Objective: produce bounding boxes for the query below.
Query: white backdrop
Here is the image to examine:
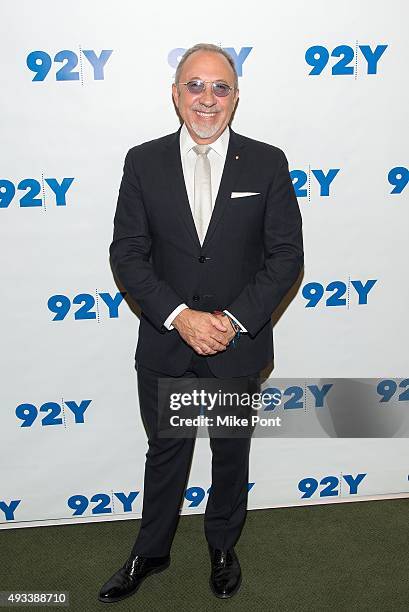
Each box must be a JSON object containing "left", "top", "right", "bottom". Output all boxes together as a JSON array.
[{"left": 1, "top": 0, "right": 408, "bottom": 529}]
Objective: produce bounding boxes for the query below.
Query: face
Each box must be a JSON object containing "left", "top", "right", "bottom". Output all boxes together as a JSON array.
[{"left": 172, "top": 50, "right": 239, "bottom": 144}]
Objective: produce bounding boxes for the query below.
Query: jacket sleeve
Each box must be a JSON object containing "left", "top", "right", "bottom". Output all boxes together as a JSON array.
[
  {"left": 109, "top": 149, "right": 185, "bottom": 333},
  {"left": 225, "top": 150, "right": 304, "bottom": 338}
]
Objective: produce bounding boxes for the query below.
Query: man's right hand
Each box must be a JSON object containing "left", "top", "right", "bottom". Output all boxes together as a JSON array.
[{"left": 172, "top": 308, "right": 230, "bottom": 355}]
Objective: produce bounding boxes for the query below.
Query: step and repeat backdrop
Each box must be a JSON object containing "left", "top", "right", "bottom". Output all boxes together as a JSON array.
[{"left": 1, "top": 0, "right": 408, "bottom": 528}]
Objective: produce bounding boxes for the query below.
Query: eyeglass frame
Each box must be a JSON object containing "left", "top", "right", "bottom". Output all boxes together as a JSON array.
[{"left": 177, "top": 79, "right": 236, "bottom": 97}]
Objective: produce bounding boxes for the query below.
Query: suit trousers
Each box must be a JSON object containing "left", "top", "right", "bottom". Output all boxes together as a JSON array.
[{"left": 131, "top": 351, "right": 260, "bottom": 557}]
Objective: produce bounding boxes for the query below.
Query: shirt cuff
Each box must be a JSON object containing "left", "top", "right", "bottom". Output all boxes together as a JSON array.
[
  {"left": 223, "top": 310, "right": 248, "bottom": 332},
  {"left": 164, "top": 303, "right": 189, "bottom": 330}
]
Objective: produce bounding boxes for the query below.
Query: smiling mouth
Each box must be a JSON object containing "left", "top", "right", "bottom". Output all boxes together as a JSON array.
[{"left": 195, "top": 110, "right": 217, "bottom": 118}]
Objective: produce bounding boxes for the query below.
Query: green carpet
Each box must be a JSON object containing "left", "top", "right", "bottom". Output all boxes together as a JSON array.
[{"left": 1, "top": 499, "right": 408, "bottom": 611}]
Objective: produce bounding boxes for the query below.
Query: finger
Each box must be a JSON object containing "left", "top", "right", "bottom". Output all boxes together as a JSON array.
[
  {"left": 199, "top": 342, "right": 218, "bottom": 355},
  {"left": 197, "top": 333, "right": 226, "bottom": 348},
  {"left": 211, "top": 340, "right": 228, "bottom": 351},
  {"left": 210, "top": 333, "right": 229, "bottom": 346},
  {"left": 193, "top": 341, "right": 209, "bottom": 355},
  {"left": 209, "top": 314, "right": 228, "bottom": 331},
  {"left": 205, "top": 340, "right": 226, "bottom": 352},
  {"left": 193, "top": 343, "right": 208, "bottom": 355}
]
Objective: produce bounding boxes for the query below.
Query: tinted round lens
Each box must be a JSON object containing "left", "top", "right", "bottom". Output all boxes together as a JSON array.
[
  {"left": 213, "top": 82, "right": 230, "bottom": 97},
  {"left": 186, "top": 80, "right": 204, "bottom": 94}
]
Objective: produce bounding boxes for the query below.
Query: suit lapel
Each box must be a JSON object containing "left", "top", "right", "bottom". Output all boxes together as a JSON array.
[
  {"left": 162, "top": 126, "right": 201, "bottom": 248},
  {"left": 202, "top": 128, "right": 245, "bottom": 249}
]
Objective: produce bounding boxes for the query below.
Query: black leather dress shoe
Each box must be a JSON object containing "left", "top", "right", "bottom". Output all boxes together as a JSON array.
[
  {"left": 208, "top": 545, "right": 242, "bottom": 599},
  {"left": 98, "top": 553, "right": 170, "bottom": 603}
]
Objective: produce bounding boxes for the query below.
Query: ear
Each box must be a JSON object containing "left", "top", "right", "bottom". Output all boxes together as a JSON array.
[{"left": 172, "top": 83, "right": 179, "bottom": 109}]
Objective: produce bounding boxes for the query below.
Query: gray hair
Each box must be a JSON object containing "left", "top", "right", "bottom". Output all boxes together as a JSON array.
[{"left": 174, "top": 43, "right": 238, "bottom": 90}]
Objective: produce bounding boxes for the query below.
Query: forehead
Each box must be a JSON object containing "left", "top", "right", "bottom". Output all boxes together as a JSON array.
[{"left": 179, "top": 50, "right": 234, "bottom": 82}]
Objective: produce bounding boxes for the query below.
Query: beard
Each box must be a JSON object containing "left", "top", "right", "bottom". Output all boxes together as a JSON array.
[
  {"left": 189, "top": 105, "right": 223, "bottom": 139},
  {"left": 189, "top": 119, "right": 222, "bottom": 139}
]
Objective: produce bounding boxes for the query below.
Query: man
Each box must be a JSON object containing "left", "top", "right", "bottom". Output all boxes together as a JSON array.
[{"left": 99, "top": 43, "right": 303, "bottom": 602}]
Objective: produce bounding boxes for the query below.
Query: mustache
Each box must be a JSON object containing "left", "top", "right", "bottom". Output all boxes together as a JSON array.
[{"left": 191, "top": 104, "right": 222, "bottom": 113}]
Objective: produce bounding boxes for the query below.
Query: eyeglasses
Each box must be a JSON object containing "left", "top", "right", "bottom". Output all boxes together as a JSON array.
[{"left": 178, "top": 79, "right": 234, "bottom": 97}]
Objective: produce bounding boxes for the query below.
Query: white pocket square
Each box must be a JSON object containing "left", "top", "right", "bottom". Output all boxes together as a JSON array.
[{"left": 231, "top": 191, "right": 261, "bottom": 198}]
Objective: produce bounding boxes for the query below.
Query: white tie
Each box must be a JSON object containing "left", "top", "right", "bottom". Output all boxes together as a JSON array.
[{"left": 193, "top": 144, "right": 212, "bottom": 245}]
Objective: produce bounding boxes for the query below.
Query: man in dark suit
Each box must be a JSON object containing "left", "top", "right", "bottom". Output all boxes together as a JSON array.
[{"left": 99, "top": 43, "right": 303, "bottom": 603}]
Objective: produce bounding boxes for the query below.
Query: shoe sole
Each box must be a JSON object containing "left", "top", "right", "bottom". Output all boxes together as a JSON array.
[
  {"left": 209, "top": 573, "right": 242, "bottom": 599},
  {"left": 98, "top": 560, "right": 170, "bottom": 604}
]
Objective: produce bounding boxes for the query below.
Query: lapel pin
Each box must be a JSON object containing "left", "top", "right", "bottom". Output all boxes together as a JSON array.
[{"left": 235, "top": 155, "right": 239, "bottom": 160}]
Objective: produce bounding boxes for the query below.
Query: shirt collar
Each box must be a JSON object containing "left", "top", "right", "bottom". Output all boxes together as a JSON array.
[{"left": 180, "top": 123, "right": 230, "bottom": 158}]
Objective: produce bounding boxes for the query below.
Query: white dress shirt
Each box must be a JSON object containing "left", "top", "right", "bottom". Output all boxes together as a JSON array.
[{"left": 163, "top": 123, "right": 247, "bottom": 333}]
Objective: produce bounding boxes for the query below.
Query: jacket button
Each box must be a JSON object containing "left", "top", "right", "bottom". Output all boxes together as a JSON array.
[
  {"left": 192, "top": 295, "right": 200, "bottom": 301},
  {"left": 198, "top": 256, "right": 206, "bottom": 263}
]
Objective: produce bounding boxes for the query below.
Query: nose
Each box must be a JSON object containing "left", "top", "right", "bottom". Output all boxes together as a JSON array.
[{"left": 198, "top": 82, "right": 217, "bottom": 106}]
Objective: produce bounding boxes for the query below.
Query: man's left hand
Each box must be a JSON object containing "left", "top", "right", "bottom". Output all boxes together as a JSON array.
[{"left": 213, "top": 313, "right": 236, "bottom": 345}]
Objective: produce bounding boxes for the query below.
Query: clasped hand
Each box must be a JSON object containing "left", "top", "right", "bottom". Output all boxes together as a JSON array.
[{"left": 172, "top": 309, "right": 236, "bottom": 355}]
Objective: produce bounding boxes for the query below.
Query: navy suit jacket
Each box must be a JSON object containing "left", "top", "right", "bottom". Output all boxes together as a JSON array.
[{"left": 110, "top": 126, "right": 304, "bottom": 377}]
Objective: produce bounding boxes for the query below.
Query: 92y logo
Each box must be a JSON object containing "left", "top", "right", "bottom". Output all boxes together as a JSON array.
[
  {"left": 48, "top": 291, "right": 126, "bottom": 321},
  {"left": 16, "top": 399, "right": 91, "bottom": 428},
  {"left": 302, "top": 279, "right": 377, "bottom": 308},
  {"left": 26, "top": 48, "right": 113, "bottom": 82},
  {"left": 291, "top": 168, "right": 340, "bottom": 199},
  {"left": 305, "top": 44, "right": 387, "bottom": 76},
  {"left": 0, "top": 500, "right": 21, "bottom": 522},
  {"left": 184, "top": 483, "right": 255, "bottom": 507},
  {"left": 168, "top": 47, "right": 252, "bottom": 76},
  {"left": 0, "top": 177, "right": 73, "bottom": 208},
  {"left": 68, "top": 492, "right": 139, "bottom": 516},
  {"left": 388, "top": 167, "right": 408, "bottom": 194},
  {"left": 298, "top": 473, "right": 366, "bottom": 498}
]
